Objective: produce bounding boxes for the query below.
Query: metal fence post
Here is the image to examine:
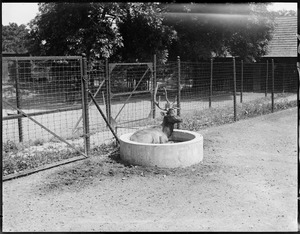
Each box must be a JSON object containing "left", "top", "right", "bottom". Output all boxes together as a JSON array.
[
  {"left": 271, "top": 59, "right": 275, "bottom": 113},
  {"left": 209, "top": 58, "right": 213, "bottom": 108},
  {"left": 265, "top": 60, "right": 269, "bottom": 97},
  {"left": 15, "top": 60, "right": 23, "bottom": 142},
  {"left": 81, "top": 55, "right": 90, "bottom": 155},
  {"left": 152, "top": 54, "right": 157, "bottom": 119},
  {"left": 240, "top": 60, "right": 243, "bottom": 103},
  {"left": 233, "top": 57, "right": 237, "bottom": 121},
  {"left": 177, "top": 56, "right": 181, "bottom": 129},
  {"left": 105, "top": 58, "right": 111, "bottom": 123}
]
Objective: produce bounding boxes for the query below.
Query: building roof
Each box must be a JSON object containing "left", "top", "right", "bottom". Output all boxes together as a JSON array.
[{"left": 264, "top": 16, "right": 297, "bottom": 58}]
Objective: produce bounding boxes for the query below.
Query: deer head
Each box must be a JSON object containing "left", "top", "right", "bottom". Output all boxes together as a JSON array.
[
  {"left": 130, "top": 83, "right": 182, "bottom": 143},
  {"left": 154, "top": 83, "right": 182, "bottom": 138}
]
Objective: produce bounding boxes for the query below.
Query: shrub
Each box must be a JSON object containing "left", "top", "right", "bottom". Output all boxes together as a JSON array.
[
  {"left": 33, "top": 138, "right": 45, "bottom": 146},
  {"left": 3, "top": 140, "right": 18, "bottom": 153}
]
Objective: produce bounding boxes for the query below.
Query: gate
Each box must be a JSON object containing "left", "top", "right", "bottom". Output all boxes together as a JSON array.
[
  {"left": 106, "top": 62, "right": 155, "bottom": 135},
  {"left": 2, "top": 56, "right": 90, "bottom": 178},
  {"left": 68, "top": 59, "right": 157, "bottom": 152},
  {"left": 3, "top": 55, "right": 159, "bottom": 179}
]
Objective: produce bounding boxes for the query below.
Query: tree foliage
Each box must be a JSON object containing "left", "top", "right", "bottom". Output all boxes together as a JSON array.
[
  {"left": 111, "top": 3, "right": 176, "bottom": 63},
  {"left": 27, "top": 2, "right": 175, "bottom": 63},
  {"left": 227, "top": 3, "right": 275, "bottom": 62},
  {"left": 163, "top": 3, "right": 275, "bottom": 62},
  {"left": 28, "top": 3, "right": 123, "bottom": 60},
  {"left": 23, "top": 3, "right": 276, "bottom": 63},
  {"left": 2, "top": 23, "right": 30, "bottom": 53}
]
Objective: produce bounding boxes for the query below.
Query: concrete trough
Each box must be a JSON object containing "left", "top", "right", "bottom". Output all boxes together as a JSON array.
[{"left": 119, "top": 129, "right": 203, "bottom": 168}]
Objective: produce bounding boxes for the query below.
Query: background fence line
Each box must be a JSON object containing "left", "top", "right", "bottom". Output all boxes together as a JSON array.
[{"left": 2, "top": 55, "right": 298, "bottom": 172}]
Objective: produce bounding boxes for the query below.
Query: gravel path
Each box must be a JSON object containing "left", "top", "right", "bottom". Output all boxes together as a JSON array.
[{"left": 3, "top": 107, "right": 297, "bottom": 232}]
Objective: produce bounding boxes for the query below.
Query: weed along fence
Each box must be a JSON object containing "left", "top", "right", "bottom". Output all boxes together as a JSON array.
[{"left": 2, "top": 55, "right": 298, "bottom": 178}]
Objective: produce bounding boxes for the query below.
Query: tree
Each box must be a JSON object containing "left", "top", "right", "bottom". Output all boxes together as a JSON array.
[
  {"left": 27, "top": 2, "right": 176, "bottom": 64},
  {"left": 163, "top": 3, "right": 234, "bottom": 61},
  {"left": 111, "top": 3, "right": 177, "bottom": 63},
  {"left": 2, "top": 23, "right": 30, "bottom": 53},
  {"left": 163, "top": 3, "right": 275, "bottom": 62},
  {"left": 27, "top": 3, "right": 123, "bottom": 61},
  {"left": 227, "top": 3, "right": 275, "bottom": 62}
]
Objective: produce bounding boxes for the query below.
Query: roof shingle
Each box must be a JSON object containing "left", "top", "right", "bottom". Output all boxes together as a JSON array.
[{"left": 264, "top": 16, "right": 297, "bottom": 58}]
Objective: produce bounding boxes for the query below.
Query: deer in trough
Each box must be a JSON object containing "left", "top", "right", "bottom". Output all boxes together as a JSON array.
[{"left": 130, "top": 84, "right": 182, "bottom": 144}]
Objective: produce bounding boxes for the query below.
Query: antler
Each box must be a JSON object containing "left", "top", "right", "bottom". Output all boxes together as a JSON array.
[
  {"left": 163, "top": 87, "right": 180, "bottom": 110},
  {"left": 154, "top": 83, "right": 166, "bottom": 111},
  {"left": 154, "top": 84, "right": 180, "bottom": 111},
  {"left": 171, "top": 96, "right": 179, "bottom": 109},
  {"left": 163, "top": 87, "right": 170, "bottom": 105}
]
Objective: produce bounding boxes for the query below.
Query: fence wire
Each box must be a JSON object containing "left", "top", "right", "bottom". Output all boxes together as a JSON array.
[
  {"left": 2, "top": 57, "right": 86, "bottom": 174},
  {"left": 2, "top": 56, "right": 298, "bottom": 176},
  {"left": 84, "top": 61, "right": 111, "bottom": 146},
  {"left": 108, "top": 63, "right": 154, "bottom": 138}
]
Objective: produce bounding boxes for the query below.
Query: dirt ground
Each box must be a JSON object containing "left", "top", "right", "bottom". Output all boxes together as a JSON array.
[{"left": 2, "top": 107, "right": 298, "bottom": 232}]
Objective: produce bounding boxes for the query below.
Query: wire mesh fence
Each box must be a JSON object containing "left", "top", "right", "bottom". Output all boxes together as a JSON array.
[
  {"left": 2, "top": 55, "right": 298, "bottom": 177},
  {"left": 77, "top": 60, "right": 108, "bottom": 148},
  {"left": 109, "top": 62, "right": 153, "bottom": 125},
  {"left": 2, "top": 56, "right": 87, "bottom": 177},
  {"left": 3, "top": 57, "right": 84, "bottom": 138}
]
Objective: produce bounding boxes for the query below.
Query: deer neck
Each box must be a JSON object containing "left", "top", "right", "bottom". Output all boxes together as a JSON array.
[{"left": 161, "top": 122, "right": 174, "bottom": 138}]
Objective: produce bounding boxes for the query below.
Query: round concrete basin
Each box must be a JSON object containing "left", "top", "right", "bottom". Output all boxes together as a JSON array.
[{"left": 119, "top": 129, "right": 203, "bottom": 168}]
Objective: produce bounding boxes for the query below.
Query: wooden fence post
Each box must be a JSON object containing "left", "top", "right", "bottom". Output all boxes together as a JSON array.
[
  {"left": 81, "top": 55, "right": 90, "bottom": 155},
  {"left": 15, "top": 60, "right": 23, "bottom": 142},
  {"left": 152, "top": 54, "right": 157, "bottom": 119},
  {"left": 271, "top": 59, "right": 275, "bottom": 113},
  {"left": 105, "top": 58, "right": 111, "bottom": 123},
  {"left": 265, "top": 60, "right": 269, "bottom": 97},
  {"left": 240, "top": 60, "right": 243, "bottom": 103},
  {"left": 177, "top": 56, "right": 181, "bottom": 129},
  {"left": 233, "top": 57, "right": 237, "bottom": 121},
  {"left": 209, "top": 58, "right": 213, "bottom": 108}
]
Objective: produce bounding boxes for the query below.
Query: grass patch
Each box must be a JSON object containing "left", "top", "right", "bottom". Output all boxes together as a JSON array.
[
  {"left": 180, "top": 96, "right": 297, "bottom": 131},
  {"left": 237, "top": 97, "right": 297, "bottom": 120},
  {"left": 2, "top": 137, "right": 116, "bottom": 177},
  {"left": 2, "top": 95, "right": 297, "bottom": 177},
  {"left": 181, "top": 107, "right": 235, "bottom": 131},
  {"left": 3, "top": 148, "right": 81, "bottom": 176},
  {"left": 2, "top": 139, "right": 83, "bottom": 177},
  {"left": 91, "top": 141, "right": 119, "bottom": 155}
]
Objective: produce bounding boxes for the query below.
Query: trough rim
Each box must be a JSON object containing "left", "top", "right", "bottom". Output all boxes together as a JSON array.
[{"left": 119, "top": 129, "right": 202, "bottom": 146}]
